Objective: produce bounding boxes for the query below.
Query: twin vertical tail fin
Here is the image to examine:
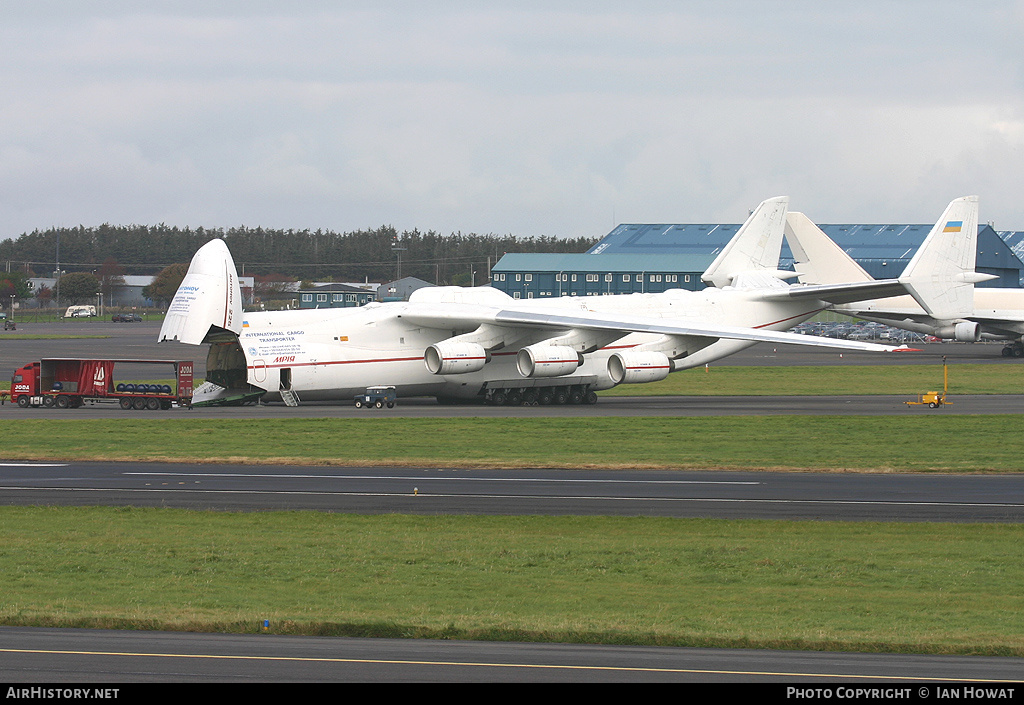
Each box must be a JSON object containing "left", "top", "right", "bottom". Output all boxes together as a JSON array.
[
  {"left": 158, "top": 238, "right": 243, "bottom": 345},
  {"left": 785, "top": 211, "right": 874, "bottom": 285},
  {"left": 701, "top": 196, "right": 789, "bottom": 288}
]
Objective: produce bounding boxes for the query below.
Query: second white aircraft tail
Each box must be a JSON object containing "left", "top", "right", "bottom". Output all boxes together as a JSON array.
[
  {"left": 787, "top": 195, "right": 993, "bottom": 318},
  {"left": 785, "top": 211, "right": 873, "bottom": 286},
  {"left": 900, "top": 195, "right": 990, "bottom": 319}
]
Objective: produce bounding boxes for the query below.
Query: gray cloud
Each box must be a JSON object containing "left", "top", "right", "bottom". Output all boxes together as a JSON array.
[{"left": 2, "top": 1, "right": 1023, "bottom": 243}]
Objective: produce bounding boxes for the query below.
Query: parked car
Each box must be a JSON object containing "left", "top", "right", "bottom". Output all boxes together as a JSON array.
[{"left": 112, "top": 313, "right": 142, "bottom": 322}]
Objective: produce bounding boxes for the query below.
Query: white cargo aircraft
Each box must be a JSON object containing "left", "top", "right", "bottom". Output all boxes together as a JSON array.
[
  {"left": 785, "top": 195, "right": 1023, "bottom": 356},
  {"left": 158, "top": 196, "right": 924, "bottom": 406}
]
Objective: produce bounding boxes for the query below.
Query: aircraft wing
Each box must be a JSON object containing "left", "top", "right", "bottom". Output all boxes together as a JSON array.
[
  {"left": 756, "top": 279, "right": 913, "bottom": 306},
  {"left": 400, "top": 302, "right": 911, "bottom": 353}
]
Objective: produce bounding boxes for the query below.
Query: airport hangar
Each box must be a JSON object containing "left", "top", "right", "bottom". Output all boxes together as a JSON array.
[{"left": 490, "top": 221, "right": 1024, "bottom": 300}]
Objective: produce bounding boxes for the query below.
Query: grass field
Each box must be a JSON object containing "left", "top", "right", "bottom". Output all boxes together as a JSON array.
[
  {"left": 0, "top": 415, "right": 1022, "bottom": 472},
  {"left": 1, "top": 507, "right": 1022, "bottom": 655},
  {"left": 599, "top": 363, "right": 1023, "bottom": 396}
]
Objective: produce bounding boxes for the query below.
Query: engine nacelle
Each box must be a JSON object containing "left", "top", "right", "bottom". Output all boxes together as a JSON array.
[
  {"left": 516, "top": 345, "right": 582, "bottom": 378},
  {"left": 934, "top": 321, "right": 981, "bottom": 342},
  {"left": 424, "top": 342, "right": 489, "bottom": 375},
  {"left": 608, "top": 350, "right": 672, "bottom": 384}
]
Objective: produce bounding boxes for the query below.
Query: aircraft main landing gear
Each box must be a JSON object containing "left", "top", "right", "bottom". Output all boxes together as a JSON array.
[
  {"left": 1001, "top": 341, "right": 1024, "bottom": 358},
  {"left": 485, "top": 384, "right": 597, "bottom": 407}
]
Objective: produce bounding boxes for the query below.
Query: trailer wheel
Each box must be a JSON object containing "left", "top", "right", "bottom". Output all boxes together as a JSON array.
[
  {"left": 17, "top": 396, "right": 29, "bottom": 408},
  {"left": 929, "top": 402, "right": 938, "bottom": 408},
  {"left": 132, "top": 397, "right": 146, "bottom": 410},
  {"left": 146, "top": 398, "right": 161, "bottom": 411},
  {"left": 119, "top": 398, "right": 133, "bottom": 410},
  {"left": 387, "top": 402, "right": 395, "bottom": 408}
]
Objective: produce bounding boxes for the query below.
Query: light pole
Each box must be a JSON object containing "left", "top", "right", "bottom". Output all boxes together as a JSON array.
[{"left": 391, "top": 236, "right": 406, "bottom": 281}]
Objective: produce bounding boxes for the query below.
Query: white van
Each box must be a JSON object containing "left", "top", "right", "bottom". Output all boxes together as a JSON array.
[{"left": 64, "top": 305, "right": 97, "bottom": 318}]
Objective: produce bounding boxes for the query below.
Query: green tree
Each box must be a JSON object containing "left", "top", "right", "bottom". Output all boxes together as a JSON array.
[
  {"left": 0, "top": 271, "right": 32, "bottom": 301},
  {"left": 143, "top": 263, "right": 189, "bottom": 306},
  {"left": 56, "top": 272, "right": 101, "bottom": 305}
]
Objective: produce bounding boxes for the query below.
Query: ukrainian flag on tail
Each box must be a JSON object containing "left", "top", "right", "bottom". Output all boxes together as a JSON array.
[{"left": 943, "top": 220, "right": 963, "bottom": 233}]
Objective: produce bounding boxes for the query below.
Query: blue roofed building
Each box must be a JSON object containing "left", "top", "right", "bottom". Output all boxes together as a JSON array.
[{"left": 490, "top": 220, "right": 1024, "bottom": 298}]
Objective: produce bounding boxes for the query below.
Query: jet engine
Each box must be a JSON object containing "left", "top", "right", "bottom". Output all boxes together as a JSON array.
[
  {"left": 424, "top": 342, "right": 489, "bottom": 375},
  {"left": 608, "top": 350, "right": 672, "bottom": 384},
  {"left": 516, "top": 345, "right": 582, "bottom": 378},
  {"left": 934, "top": 321, "right": 981, "bottom": 342}
]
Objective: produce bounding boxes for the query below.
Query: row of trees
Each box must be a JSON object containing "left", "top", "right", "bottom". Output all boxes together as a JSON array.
[{"left": 0, "top": 224, "right": 597, "bottom": 285}]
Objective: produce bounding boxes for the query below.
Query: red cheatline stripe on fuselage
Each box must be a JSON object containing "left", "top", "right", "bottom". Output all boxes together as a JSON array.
[
  {"left": 249, "top": 356, "right": 423, "bottom": 371},
  {"left": 245, "top": 308, "right": 825, "bottom": 371}
]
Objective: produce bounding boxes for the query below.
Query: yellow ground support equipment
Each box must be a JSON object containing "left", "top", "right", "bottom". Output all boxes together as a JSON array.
[{"left": 905, "top": 356, "right": 951, "bottom": 409}]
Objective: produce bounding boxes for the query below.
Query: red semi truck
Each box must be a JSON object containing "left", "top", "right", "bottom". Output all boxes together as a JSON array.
[{"left": 10, "top": 358, "right": 194, "bottom": 410}]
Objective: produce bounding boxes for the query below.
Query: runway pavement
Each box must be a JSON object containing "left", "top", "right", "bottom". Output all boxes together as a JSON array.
[
  {"left": 2, "top": 461, "right": 1023, "bottom": 522},
  {"left": 3, "top": 626, "right": 1023, "bottom": 683}
]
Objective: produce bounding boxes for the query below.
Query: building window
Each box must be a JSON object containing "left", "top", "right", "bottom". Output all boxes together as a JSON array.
[
  {"left": 622, "top": 275, "right": 630, "bottom": 282},
  {"left": 516, "top": 274, "right": 521, "bottom": 281},
  {"left": 317, "top": 294, "right": 328, "bottom": 302},
  {"left": 301, "top": 294, "right": 312, "bottom": 302},
  {"left": 605, "top": 273, "right": 612, "bottom": 282},
  {"left": 684, "top": 275, "right": 690, "bottom": 283},
  {"left": 525, "top": 273, "right": 533, "bottom": 281}
]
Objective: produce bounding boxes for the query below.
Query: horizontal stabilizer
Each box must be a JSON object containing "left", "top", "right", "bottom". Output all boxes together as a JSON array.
[{"left": 759, "top": 278, "right": 911, "bottom": 306}]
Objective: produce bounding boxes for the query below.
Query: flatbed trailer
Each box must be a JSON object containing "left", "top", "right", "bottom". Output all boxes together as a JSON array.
[{"left": 11, "top": 358, "right": 194, "bottom": 410}]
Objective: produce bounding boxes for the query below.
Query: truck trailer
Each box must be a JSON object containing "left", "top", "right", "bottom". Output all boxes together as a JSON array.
[{"left": 11, "top": 358, "right": 194, "bottom": 410}]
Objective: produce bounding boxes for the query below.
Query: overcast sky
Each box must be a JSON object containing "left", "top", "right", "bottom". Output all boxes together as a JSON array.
[{"left": 2, "top": 1, "right": 1023, "bottom": 243}]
